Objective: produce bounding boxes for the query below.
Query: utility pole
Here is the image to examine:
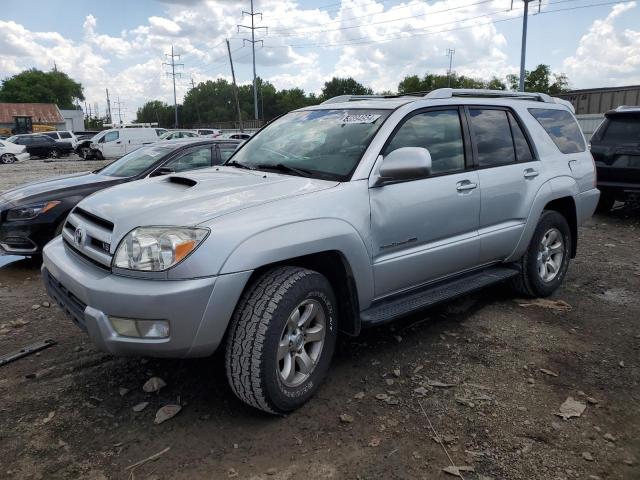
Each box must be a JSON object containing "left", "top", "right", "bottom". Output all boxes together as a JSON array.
[
  {"left": 238, "top": 0, "right": 267, "bottom": 120},
  {"left": 163, "top": 45, "right": 184, "bottom": 128},
  {"left": 105, "top": 88, "right": 112, "bottom": 124},
  {"left": 190, "top": 77, "right": 202, "bottom": 125},
  {"left": 517, "top": 0, "right": 541, "bottom": 92},
  {"left": 227, "top": 39, "right": 244, "bottom": 132},
  {"left": 113, "top": 97, "right": 125, "bottom": 124},
  {"left": 446, "top": 48, "right": 455, "bottom": 88}
]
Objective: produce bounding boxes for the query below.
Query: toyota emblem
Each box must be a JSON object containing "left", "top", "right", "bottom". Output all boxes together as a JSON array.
[{"left": 74, "top": 227, "right": 84, "bottom": 246}]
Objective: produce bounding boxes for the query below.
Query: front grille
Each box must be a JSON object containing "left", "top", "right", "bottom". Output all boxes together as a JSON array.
[
  {"left": 63, "top": 238, "right": 111, "bottom": 271},
  {"left": 43, "top": 269, "right": 88, "bottom": 331},
  {"left": 64, "top": 208, "right": 114, "bottom": 267}
]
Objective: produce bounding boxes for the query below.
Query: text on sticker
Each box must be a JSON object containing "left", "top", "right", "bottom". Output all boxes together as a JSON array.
[{"left": 341, "top": 113, "right": 382, "bottom": 124}]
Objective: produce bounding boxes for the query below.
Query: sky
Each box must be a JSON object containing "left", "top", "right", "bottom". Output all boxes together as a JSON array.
[{"left": 1, "top": 0, "right": 639, "bottom": 122}]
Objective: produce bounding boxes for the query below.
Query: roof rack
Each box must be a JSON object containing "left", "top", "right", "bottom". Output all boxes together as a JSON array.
[
  {"left": 424, "top": 88, "right": 554, "bottom": 103},
  {"left": 320, "top": 94, "right": 411, "bottom": 105}
]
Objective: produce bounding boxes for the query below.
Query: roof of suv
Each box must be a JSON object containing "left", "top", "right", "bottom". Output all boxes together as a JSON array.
[
  {"left": 605, "top": 105, "right": 640, "bottom": 117},
  {"left": 302, "top": 88, "right": 574, "bottom": 112}
]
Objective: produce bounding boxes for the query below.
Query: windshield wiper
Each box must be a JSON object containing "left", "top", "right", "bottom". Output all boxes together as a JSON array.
[
  {"left": 226, "top": 160, "right": 254, "bottom": 170},
  {"left": 256, "top": 163, "right": 313, "bottom": 177}
]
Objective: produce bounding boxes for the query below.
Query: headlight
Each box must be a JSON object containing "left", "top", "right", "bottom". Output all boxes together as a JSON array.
[
  {"left": 113, "top": 227, "right": 209, "bottom": 271},
  {"left": 6, "top": 201, "right": 60, "bottom": 221}
]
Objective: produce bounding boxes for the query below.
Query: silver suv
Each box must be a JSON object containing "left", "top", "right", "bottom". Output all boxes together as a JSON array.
[{"left": 42, "top": 89, "right": 600, "bottom": 414}]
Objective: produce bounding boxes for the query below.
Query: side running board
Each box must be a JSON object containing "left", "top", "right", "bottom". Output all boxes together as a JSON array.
[{"left": 360, "top": 266, "right": 519, "bottom": 327}]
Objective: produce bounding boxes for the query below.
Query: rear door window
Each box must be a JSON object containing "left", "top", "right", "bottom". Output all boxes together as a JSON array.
[
  {"left": 529, "top": 108, "right": 586, "bottom": 154},
  {"left": 468, "top": 109, "right": 516, "bottom": 167},
  {"left": 44, "top": 132, "right": 58, "bottom": 140},
  {"left": 60, "top": 131, "right": 72, "bottom": 139}
]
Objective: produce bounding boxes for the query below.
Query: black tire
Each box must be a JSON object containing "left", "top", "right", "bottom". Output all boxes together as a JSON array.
[
  {"left": 0, "top": 153, "right": 15, "bottom": 164},
  {"left": 595, "top": 192, "right": 615, "bottom": 213},
  {"left": 225, "top": 266, "right": 338, "bottom": 414},
  {"left": 512, "top": 210, "right": 572, "bottom": 298}
]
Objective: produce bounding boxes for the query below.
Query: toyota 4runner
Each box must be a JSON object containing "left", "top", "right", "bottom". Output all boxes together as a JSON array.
[{"left": 42, "top": 89, "right": 599, "bottom": 414}]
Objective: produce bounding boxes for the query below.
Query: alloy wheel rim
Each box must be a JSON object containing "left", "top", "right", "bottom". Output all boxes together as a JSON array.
[
  {"left": 537, "top": 227, "right": 565, "bottom": 282},
  {"left": 277, "top": 299, "right": 326, "bottom": 388}
]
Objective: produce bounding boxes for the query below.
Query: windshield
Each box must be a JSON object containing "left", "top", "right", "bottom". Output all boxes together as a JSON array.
[
  {"left": 227, "top": 109, "right": 390, "bottom": 180},
  {"left": 6, "top": 136, "right": 18, "bottom": 143},
  {"left": 99, "top": 145, "right": 174, "bottom": 177},
  {"left": 600, "top": 117, "right": 640, "bottom": 144}
]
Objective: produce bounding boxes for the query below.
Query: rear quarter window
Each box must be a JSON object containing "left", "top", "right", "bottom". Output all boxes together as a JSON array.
[{"left": 529, "top": 108, "right": 586, "bottom": 154}]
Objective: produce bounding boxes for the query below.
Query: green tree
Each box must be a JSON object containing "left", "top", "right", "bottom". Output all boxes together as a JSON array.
[
  {"left": 135, "top": 100, "right": 176, "bottom": 127},
  {"left": 0, "top": 68, "right": 84, "bottom": 108},
  {"left": 507, "top": 64, "right": 570, "bottom": 94},
  {"left": 398, "top": 72, "right": 506, "bottom": 94},
  {"left": 320, "top": 77, "right": 373, "bottom": 101}
]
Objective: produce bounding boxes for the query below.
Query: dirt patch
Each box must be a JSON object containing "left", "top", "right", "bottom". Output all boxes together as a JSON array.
[
  {"left": 1, "top": 202, "right": 639, "bottom": 479},
  {"left": 0, "top": 157, "right": 109, "bottom": 192}
]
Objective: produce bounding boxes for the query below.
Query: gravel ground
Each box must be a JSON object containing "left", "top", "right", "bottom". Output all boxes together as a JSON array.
[
  {"left": 0, "top": 156, "right": 110, "bottom": 192},
  {"left": 0, "top": 162, "right": 639, "bottom": 480}
]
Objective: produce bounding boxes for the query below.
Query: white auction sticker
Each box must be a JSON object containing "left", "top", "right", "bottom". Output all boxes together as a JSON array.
[{"left": 340, "top": 112, "right": 381, "bottom": 124}]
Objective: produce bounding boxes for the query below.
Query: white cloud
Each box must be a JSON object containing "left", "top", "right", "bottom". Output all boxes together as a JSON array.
[{"left": 563, "top": 2, "right": 640, "bottom": 88}]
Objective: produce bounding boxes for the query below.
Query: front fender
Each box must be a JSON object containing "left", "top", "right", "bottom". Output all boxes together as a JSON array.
[
  {"left": 220, "top": 218, "right": 375, "bottom": 309},
  {"left": 505, "top": 177, "right": 578, "bottom": 262}
]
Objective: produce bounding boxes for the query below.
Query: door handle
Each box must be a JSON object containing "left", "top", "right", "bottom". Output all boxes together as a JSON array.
[
  {"left": 116, "top": 141, "right": 121, "bottom": 144},
  {"left": 523, "top": 168, "right": 539, "bottom": 179},
  {"left": 456, "top": 180, "right": 478, "bottom": 192}
]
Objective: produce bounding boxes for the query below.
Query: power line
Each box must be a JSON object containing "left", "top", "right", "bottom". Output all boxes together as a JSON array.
[
  {"left": 266, "top": 0, "right": 496, "bottom": 37},
  {"left": 163, "top": 45, "right": 184, "bottom": 128},
  {"left": 238, "top": 0, "right": 267, "bottom": 120},
  {"left": 261, "top": 0, "right": 610, "bottom": 50},
  {"left": 446, "top": 48, "right": 456, "bottom": 87},
  {"left": 113, "top": 96, "right": 126, "bottom": 124}
]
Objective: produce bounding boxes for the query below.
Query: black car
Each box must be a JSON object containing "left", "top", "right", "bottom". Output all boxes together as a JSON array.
[
  {"left": 590, "top": 106, "right": 640, "bottom": 212},
  {"left": 0, "top": 138, "right": 241, "bottom": 256},
  {"left": 6, "top": 134, "right": 73, "bottom": 159}
]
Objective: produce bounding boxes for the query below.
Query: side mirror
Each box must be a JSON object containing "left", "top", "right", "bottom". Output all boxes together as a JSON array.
[
  {"left": 150, "top": 166, "right": 175, "bottom": 177},
  {"left": 374, "top": 147, "right": 432, "bottom": 186}
]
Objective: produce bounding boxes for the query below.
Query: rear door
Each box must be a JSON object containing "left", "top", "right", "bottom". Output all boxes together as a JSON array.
[{"left": 468, "top": 107, "right": 543, "bottom": 263}]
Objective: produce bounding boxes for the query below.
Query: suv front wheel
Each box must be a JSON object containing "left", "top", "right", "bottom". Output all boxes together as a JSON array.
[
  {"left": 512, "top": 210, "right": 572, "bottom": 297},
  {"left": 225, "top": 266, "right": 337, "bottom": 414}
]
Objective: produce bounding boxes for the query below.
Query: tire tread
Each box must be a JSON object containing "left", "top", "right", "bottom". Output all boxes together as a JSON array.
[{"left": 225, "top": 266, "right": 316, "bottom": 414}]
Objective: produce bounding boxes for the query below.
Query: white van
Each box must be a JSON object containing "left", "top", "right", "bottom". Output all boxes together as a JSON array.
[{"left": 89, "top": 128, "right": 161, "bottom": 159}]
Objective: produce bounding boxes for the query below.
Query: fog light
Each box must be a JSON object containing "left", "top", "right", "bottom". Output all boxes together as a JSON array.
[{"left": 110, "top": 317, "right": 170, "bottom": 339}]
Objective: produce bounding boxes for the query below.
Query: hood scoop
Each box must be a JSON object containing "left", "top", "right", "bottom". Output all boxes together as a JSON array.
[{"left": 166, "top": 176, "right": 198, "bottom": 187}]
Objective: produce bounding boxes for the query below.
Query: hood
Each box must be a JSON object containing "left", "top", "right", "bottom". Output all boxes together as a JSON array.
[
  {"left": 77, "top": 167, "right": 339, "bottom": 234},
  {"left": 0, "top": 172, "right": 119, "bottom": 205}
]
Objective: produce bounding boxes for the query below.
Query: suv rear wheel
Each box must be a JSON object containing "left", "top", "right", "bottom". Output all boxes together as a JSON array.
[
  {"left": 512, "top": 210, "right": 572, "bottom": 297},
  {"left": 225, "top": 266, "right": 337, "bottom": 414}
]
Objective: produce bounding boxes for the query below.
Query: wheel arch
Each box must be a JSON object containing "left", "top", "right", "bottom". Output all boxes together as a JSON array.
[
  {"left": 507, "top": 178, "right": 579, "bottom": 261},
  {"left": 219, "top": 219, "right": 375, "bottom": 336}
]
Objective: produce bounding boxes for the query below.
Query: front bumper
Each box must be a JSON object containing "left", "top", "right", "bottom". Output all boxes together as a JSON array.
[
  {"left": 42, "top": 236, "right": 251, "bottom": 358},
  {"left": 0, "top": 221, "right": 49, "bottom": 255}
]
